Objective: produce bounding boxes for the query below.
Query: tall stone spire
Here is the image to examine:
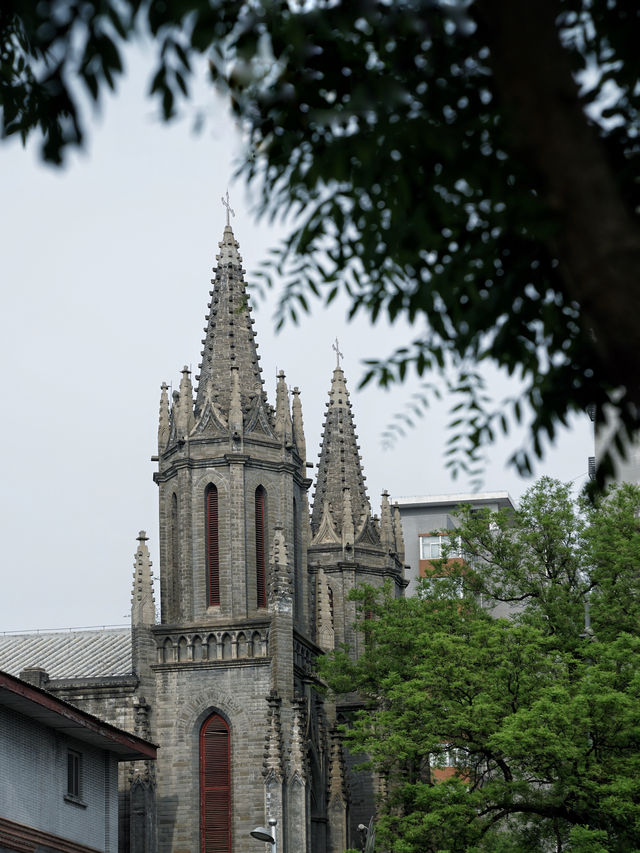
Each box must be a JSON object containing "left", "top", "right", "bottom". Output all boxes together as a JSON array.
[
  {"left": 311, "top": 359, "right": 371, "bottom": 538},
  {"left": 131, "top": 531, "right": 156, "bottom": 627},
  {"left": 194, "top": 223, "right": 267, "bottom": 421}
]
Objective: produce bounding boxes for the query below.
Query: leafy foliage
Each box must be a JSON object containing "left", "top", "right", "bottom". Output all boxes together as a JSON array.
[
  {"left": 319, "top": 479, "right": 640, "bottom": 852},
  {"left": 3, "top": 1, "right": 640, "bottom": 481}
]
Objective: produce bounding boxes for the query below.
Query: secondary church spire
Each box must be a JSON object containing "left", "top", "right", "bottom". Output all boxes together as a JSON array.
[
  {"left": 311, "top": 351, "right": 372, "bottom": 539},
  {"left": 194, "top": 217, "right": 267, "bottom": 421}
]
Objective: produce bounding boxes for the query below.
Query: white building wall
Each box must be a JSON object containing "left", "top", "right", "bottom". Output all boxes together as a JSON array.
[{"left": 0, "top": 705, "right": 118, "bottom": 852}]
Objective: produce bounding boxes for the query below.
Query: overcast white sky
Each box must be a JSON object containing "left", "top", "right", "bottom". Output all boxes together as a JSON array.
[{"left": 0, "top": 48, "right": 593, "bottom": 633}]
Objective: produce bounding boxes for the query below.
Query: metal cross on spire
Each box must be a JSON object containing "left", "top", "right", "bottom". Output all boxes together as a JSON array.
[
  {"left": 221, "top": 189, "right": 235, "bottom": 226},
  {"left": 332, "top": 337, "right": 343, "bottom": 369}
]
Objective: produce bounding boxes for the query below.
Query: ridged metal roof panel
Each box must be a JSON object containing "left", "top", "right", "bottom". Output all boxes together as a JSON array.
[{"left": 0, "top": 627, "right": 132, "bottom": 678}]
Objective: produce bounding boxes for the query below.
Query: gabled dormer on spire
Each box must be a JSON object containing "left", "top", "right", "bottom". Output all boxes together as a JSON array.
[
  {"left": 194, "top": 224, "right": 269, "bottom": 428},
  {"left": 311, "top": 356, "right": 372, "bottom": 542}
]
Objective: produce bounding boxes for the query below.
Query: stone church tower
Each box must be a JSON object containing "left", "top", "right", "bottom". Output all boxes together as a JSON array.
[{"left": 0, "top": 219, "right": 406, "bottom": 853}]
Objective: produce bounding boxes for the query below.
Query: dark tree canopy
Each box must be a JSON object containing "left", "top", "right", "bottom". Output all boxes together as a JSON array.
[
  {"left": 3, "top": 0, "right": 639, "bottom": 482},
  {"left": 319, "top": 479, "right": 640, "bottom": 852}
]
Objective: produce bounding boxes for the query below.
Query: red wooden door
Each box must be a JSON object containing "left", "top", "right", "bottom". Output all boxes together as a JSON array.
[{"left": 200, "top": 714, "right": 230, "bottom": 853}]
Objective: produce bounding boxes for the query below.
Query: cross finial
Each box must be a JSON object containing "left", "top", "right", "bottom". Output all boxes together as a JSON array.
[
  {"left": 221, "top": 189, "right": 235, "bottom": 227},
  {"left": 332, "top": 337, "right": 343, "bottom": 369}
]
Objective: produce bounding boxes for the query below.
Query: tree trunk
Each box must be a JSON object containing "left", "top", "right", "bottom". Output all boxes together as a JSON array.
[{"left": 478, "top": 0, "right": 640, "bottom": 407}]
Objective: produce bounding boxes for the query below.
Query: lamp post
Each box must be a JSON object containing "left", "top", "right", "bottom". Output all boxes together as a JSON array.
[{"left": 250, "top": 817, "right": 277, "bottom": 853}]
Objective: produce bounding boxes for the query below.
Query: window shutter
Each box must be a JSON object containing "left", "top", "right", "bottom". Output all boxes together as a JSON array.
[
  {"left": 206, "top": 485, "right": 220, "bottom": 606},
  {"left": 200, "top": 714, "right": 231, "bottom": 853},
  {"left": 255, "top": 488, "right": 266, "bottom": 608}
]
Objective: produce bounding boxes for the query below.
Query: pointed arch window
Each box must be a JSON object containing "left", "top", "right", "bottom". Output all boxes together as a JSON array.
[
  {"left": 200, "top": 714, "right": 231, "bottom": 853},
  {"left": 293, "top": 497, "right": 300, "bottom": 617},
  {"left": 328, "top": 586, "right": 334, "bottom": 633},
  {"left": 171, "top": 493, "right": 179, "bottom": 568},
  {"left": 171, "top": 493, "right": 180, "bottom": 616},
  {"left": 206, "top": 485, "right": 220, "bottom": 606},
  {"left": 255, "top": 486, "right": 267, "bottom": 608}
]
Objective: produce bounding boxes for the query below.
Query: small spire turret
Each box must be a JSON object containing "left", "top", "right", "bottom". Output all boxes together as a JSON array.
[
  {"left": 380, "top": 490, "right": 394, "bottom": 551},
  {"left": 131, "top": 531, "right": 156, "bottom": 626},
  {"left": 328, "top": 726, "right": 348, "bottom": 806},
  {"left": 175, "top": 366, "right": 195, "bottom": 438},
  {"left": 158, "top": 383, "right": 170, "bottom": 452},
  {"left": 274, "top": 370, "right": 293, "bottom": 446},
  {"left": 269, "top": 524, "right": 292, "bottom": 607},
  {"left": 316, "top": 568, "right": 335, "bottom": 651},
  {"left": 393, "top": 503, "right": 406, "bottom": 562},
  {"left": 291, "top": 386, "right": 307, "bottom": 471},
  {"left": 289, "top": 698, "right": 308, "bottom": 782},
  {"left": 263, "top": 691, "right": 284, "bottom": 783}
]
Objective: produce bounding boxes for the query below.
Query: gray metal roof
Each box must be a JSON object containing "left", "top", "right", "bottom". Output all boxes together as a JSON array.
[{"left": 0, "top": 627, "right": 132, "bottom": 678}]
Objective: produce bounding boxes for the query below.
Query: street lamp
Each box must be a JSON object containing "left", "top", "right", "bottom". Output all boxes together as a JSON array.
[{"left": 250, "top": 817, "right": 277, "bottom": 853}]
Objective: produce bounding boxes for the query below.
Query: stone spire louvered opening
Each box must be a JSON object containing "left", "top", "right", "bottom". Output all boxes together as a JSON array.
[
  {"left": 194, "top": 224, "right": 268, "bottom": 420},
  {"left": 311, "top": 364, "right": 371, "bottom": 537}
]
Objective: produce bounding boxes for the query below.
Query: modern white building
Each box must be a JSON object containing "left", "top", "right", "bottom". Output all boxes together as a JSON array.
[{"left": 394, "top": 492, "right": 516, "bottom": 595}]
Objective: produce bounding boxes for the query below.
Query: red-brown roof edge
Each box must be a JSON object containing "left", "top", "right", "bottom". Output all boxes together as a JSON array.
[{"left": 0, "top": 669, "right": 157, "bottom": 760}]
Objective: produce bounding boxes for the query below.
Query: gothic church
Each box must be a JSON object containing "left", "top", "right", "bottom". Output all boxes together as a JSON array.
[{"left": 0, "top": 221, "right": 406, "bottom": 853}]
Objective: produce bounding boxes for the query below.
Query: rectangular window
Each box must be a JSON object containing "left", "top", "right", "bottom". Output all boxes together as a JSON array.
[
  {"left": 67, "top": 749, "right": 82, "bottom": 799},
  {"left": 419, "top": 534, "right": 460, "bottom": 560}
]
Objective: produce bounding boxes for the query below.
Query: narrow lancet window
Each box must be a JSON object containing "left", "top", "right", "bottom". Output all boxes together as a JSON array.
[
  {"left": 171, "top": 493, "right": 180, "bottom": 616},
  {"left": 293, "top": 497, "right": 300, "bottom": 617},
  {"left": 206, "top": 485, "right": 220, "bottom": 606},
  {"left": 200, "top": 713, "right": 231, "bottom": 853},
  {"left": 255, "top": 486, "right": 267, "bottom": 608}
]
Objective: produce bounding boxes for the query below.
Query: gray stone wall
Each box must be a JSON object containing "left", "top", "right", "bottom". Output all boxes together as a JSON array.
[{"left": 151, "top": 658, "right": 272, "bottom": 853}]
